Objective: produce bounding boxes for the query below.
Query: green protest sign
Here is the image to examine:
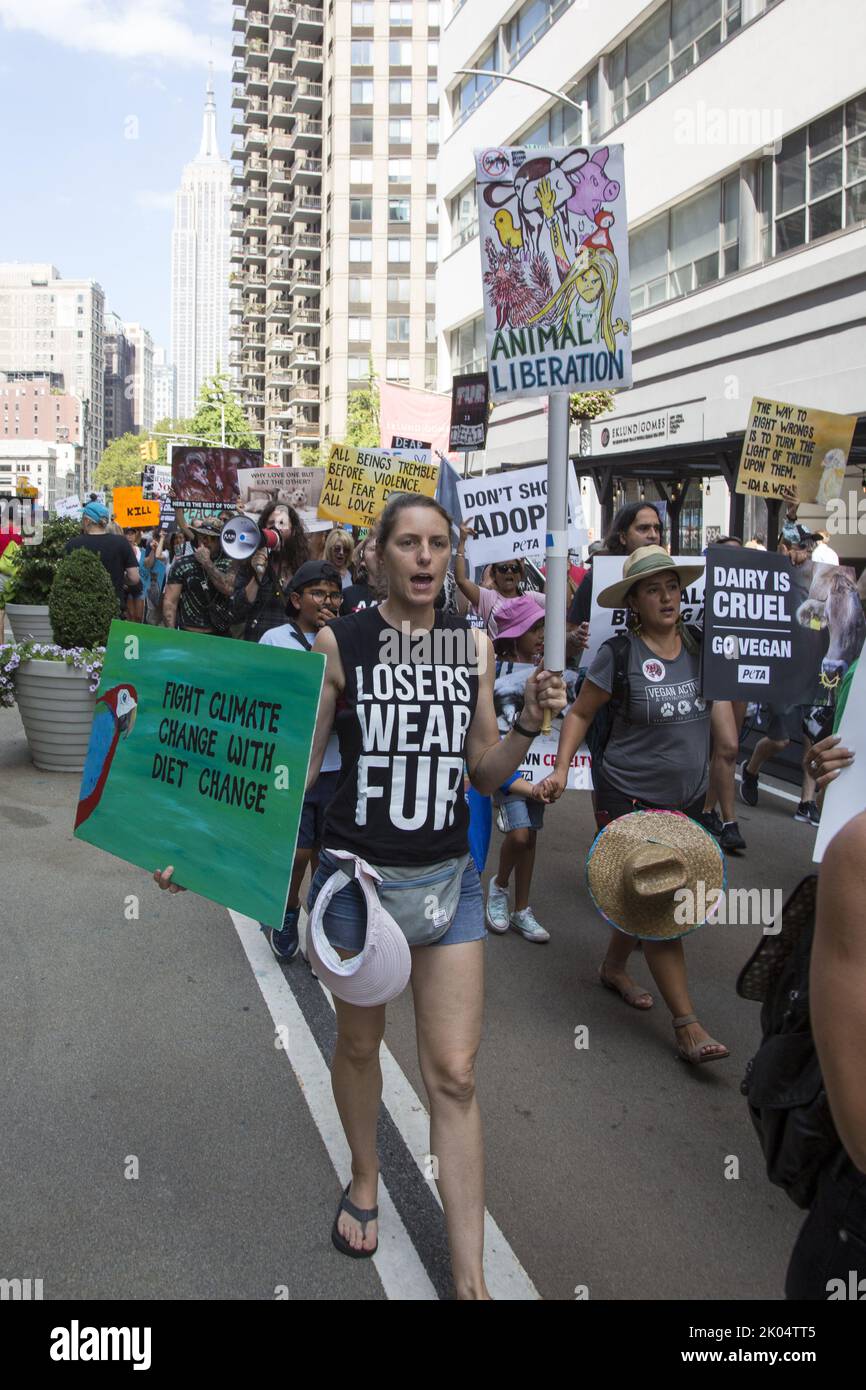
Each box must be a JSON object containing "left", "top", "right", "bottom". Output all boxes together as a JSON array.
[{"left": 74, "top": 623, "right": 325, "bottom": 927}]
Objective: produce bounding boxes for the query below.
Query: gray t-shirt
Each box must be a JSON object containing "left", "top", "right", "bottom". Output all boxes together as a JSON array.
[{"left": 587, "top": 633, "right": 710, "bottom": 808}]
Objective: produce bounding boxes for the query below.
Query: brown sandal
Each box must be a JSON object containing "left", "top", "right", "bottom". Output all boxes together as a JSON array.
[
  {"left": 673, "top": 1013, "right": 730, "bottom": 1064},
  {"left": 598, "top": 964, "right": 654, "bottom": 1010}
]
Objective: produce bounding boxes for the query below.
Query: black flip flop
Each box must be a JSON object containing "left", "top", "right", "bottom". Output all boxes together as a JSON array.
[{"left": 331, "top": 1182, "right": 379, "bottom": 1259}]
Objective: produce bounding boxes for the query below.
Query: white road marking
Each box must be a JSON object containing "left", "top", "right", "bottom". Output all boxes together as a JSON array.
[
  {"left": 229, "top": 909, "right": 437, "bottom": 1302},
  {"left": 299, "top": 911, "right": 540, "bottom": 1302}
]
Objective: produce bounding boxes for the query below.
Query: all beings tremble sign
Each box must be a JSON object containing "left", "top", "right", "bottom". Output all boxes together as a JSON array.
[
  {"left": 74, "top": 624, "right": 325, "bottom": 928},
  {"left": 475, "top": 144, "right": 632, "bottom": 401},
  {"left": 318, "top": 443, "right": 439, "bottom": 528}
]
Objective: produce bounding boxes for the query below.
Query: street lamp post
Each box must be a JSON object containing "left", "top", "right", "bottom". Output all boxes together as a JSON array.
[{"left": 456, "top": 68, "right": 591, "bottom": 728}]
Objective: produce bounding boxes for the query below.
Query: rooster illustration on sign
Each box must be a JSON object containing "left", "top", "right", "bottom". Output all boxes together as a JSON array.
[{"left": 75, "top": 684, "right": 138, "bottom": 828}]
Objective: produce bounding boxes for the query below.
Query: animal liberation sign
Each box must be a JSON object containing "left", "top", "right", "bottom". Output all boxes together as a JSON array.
[
  {"left": 735, "top": 397, "right": 857, "bottom": 504},
  {"left": 73, "top": 623, "right": 324, "bottom": 928},
  {"left": 475, "top": 144, "right": 632, "bottom": 401}
]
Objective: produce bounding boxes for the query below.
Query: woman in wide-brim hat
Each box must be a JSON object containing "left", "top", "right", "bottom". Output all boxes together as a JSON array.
[{"left": 539, "top": 545, "right": 729, "bottom": 1063}]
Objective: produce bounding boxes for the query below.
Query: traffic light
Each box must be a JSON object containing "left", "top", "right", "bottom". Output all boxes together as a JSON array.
[{"left": 138, "top": 439, "right": 159, "bottom": 462}]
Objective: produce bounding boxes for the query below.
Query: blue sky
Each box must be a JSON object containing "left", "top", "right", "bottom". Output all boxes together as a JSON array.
[{"left": 0, "top": 0, "right": 233, "bottom": 352}]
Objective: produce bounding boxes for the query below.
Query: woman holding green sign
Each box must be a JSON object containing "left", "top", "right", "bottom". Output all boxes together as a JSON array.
[{"left": 155, "top": 492, "right": 566, "bottom": 1300}]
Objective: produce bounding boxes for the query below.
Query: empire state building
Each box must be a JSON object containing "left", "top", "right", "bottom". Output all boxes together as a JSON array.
[{"left": 171, "top": 78, "right": 231, "bottom": 418}]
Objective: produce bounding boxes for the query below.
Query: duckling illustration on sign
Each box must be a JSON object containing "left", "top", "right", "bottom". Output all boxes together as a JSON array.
[{"left": 493, "top": 208, "right": 523, "bottom": 251}]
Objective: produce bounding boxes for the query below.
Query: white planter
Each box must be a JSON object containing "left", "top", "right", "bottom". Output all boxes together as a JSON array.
[
  {"left": 14, "top": 658, "right": 97, "bottom": 773},
  {"left": 5, "top": 603, "right": 54, "bottom": 644}
]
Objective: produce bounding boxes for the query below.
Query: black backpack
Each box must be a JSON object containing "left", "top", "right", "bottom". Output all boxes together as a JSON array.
[
  {"left": 736, "top": 875, "right": 841, "bottom": 1209},
  {"left": 583, "top": 625, "right": 702, "bottom": 773}
]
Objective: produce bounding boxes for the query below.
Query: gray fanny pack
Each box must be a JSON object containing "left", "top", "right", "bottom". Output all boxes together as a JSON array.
[{"left": 321, "top": 852, "right": 469, "bottom": 947}]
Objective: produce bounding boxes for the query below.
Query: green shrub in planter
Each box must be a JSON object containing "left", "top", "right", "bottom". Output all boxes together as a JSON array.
[
  {"left": 0, "top": 517, "right": 81, "bottom": 607},
  {"left": 49, "top": 547, "right": 119, "bottom": 650}
]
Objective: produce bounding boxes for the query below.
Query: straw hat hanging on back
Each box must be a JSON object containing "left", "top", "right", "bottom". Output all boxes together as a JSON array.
[{"left": 586, "top": 810, "right": 725, "bottom": 941}]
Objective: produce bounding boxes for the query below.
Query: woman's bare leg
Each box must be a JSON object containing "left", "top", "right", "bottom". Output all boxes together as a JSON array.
[
  {"left": 331, "top": 991, "right": 387, "bottom": 1251},
  {"left": 411, "top": 940, "right": 489, "bottom": 1299}
]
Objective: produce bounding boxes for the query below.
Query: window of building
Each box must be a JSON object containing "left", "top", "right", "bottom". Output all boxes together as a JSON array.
[
  {"left": 503, "top": 0, "right": 572, "bottom": 69},
  {"left": 348, "top": 355, "right": 369, "bottom": 380},
  {"left": 349, "top": 276, "right": 372, "bottom": 303},
  {"left": 427, "top": 79, "right": 438, "bottom": 106},
  {"left": 388, "top": 275, "right": 411, "bottom": 301},
  {"left": 349, "top": 237, "right": 373, "bottom": 261},
  {"left": 349, "top": 317, "right": 372, "bottom": 341},
  {"left": 386, "top": 357, "right": 411, "bottom": 381},
  {"left": 387, "top": 316, "right": 411, "bottom": 342},
  {"left": 350, "top": 117, "right": 374, "bottom": 144},
  {"left": 389, "top": 79, "right": 412, "bottom": 104},
  {"left": 427, "top": 40, "right": 438, "bottom": 67},
  {"left": 351, "top": 40, "right": 373, "bottom": 64},
  {"left": 610, "top": 0, "right": 742, "bottom": 127},
  {"left": 426, "top": 197, "right": 437, "bottom": 224},
  {"left": 771, "top": 97, "right": 866, "bottom": 252},
  {"left": 350, "top": 196, "right": 373, "bottom": 220},
  {"left": 450, "top": 315, "right": 486, "bottom": 374},
  {"left": 351, "top": 1, "right": 373, "bottom": 22},
  {"left": 389, "top": 118, "right": 412, "bottom": 143},
  {"left": 389, "top": 197, "right": 411, "bottom": 222},
  {"left": 427, "top": 1, "right": 441, "bottom": 28},
  {"left": 425, "top": 317, "right": 437, "bottom": 343},
  {"left": 453, "top": 43, "right": 496, "bottom": 123},
  {"left": 350, "top": 158, "right": 373, "bottom": 182},
  {"left": 388, "top": 158, "right": 411, "bottom": 182},
  {"left": 351, "top": 79, "right": 374, "bottom": 104},
  {"left": 389, "top": 40, "right": 412, "bottom": 64},
  {"left": 629, "top": 172, "right": 740, "bottom": 312},
  {"left": 425, "top": 278, "right": 436, "bottom": 305},
  {"left": 389, "top": 2, "right": 413, "bottom": 25},
  {"left": 427, "top": 117, "right": 439, "bottom": 144},
  {"left": 426, "top": 237, "right": 439, "bottom": 262},
  {"left": 388, "top": 237, "right": 411, "bottom": 262},
  {"left": 450, "top": 184, "right": 479, "bottom": 247}
]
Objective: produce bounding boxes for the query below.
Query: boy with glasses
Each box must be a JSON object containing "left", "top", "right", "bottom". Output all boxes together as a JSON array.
[{"left": 258, "top": 561, "right": 344, "bottom": 959}]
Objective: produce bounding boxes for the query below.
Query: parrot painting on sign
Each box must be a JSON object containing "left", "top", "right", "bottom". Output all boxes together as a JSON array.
[{"left": 75, "top": 685, "right": 138, "bottom": 829}]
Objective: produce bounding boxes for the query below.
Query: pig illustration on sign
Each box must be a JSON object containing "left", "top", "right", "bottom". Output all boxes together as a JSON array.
[{"left": 566, "top": 147, "right": 622, "bottom": 239}]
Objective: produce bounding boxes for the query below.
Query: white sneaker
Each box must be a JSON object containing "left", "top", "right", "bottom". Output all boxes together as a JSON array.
[
  {"left": 485, "top": 882, "right": 510, "bottom": 934},
  {"left": 510, "top": 907, "right": 550, "bottom": 943}
]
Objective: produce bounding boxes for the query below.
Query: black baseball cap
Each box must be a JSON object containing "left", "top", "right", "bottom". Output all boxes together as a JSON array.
[{"left": 287, "top": 560, "right": 341, "bottom": 594}]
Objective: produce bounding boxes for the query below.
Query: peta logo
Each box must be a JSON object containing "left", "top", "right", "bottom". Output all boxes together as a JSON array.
[{"left": 49, "top": 1321, "right": 152, "bottom": 1371}]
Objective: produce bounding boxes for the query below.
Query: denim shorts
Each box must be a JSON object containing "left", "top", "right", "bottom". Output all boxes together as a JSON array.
[
  {"left": 307, "top": 851, "right": 487, "bottom": 953},
  {"left": 493, "top": 793, "right": 545, "bottom": 832}
]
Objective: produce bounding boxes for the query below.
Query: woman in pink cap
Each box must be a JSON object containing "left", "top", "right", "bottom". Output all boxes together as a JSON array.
[
  {"left": 486, "top": 596, "right": 553, "bottom": 943},
  {"left": 453, "top": 522, "right": 544, "bottom": 636}
]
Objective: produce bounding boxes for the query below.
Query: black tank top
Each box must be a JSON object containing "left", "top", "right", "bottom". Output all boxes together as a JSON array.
[{"left": 323, "top": 607, "right": 480, "bottom": 866}]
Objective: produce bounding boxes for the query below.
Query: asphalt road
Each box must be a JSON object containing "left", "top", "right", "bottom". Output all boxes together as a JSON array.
[{"left": 0, "top": 701, "right": 813, "bottom": 1301}]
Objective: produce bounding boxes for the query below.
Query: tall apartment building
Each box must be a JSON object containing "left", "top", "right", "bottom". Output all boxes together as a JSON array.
[
  {"left": 123, "top": 322, "right": 155, "bottom": 433},
  {"left": 153, "top": 345, "right": 177, "bottom": 424},
  {"left": 104, "top": 311, "right": 135, "bottom": 443},
  {"left": 172, "top": 80, "right": 233, "bottom": 418},
  {"left": 230, "top": 0, "right": 442, "bottom": 465},
  {"left": 438, "top": 0, "right": 866, "bottom": 555},
  {"left": 0, "top": 263, "right": 104, "bottom": 486}
]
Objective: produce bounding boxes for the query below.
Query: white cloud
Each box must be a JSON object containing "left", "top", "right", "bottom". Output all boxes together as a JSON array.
[
  {"left": 0, "top": 1, "right": 231, "bottom": 69},
  {"left": 135, "top": 190, "right": 176, "bottom": 211}
]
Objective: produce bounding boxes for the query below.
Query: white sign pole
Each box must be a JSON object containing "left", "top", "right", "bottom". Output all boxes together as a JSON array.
[{"left": 543, "top": 392, "right": 570, "bottom": 732}]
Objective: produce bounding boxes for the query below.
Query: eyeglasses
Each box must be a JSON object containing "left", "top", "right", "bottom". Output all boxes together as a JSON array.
[
  {"left": 306, "top": 588, "right": 342, "bottom": 605},
  {"left": 494, "top": 563, "right": 521, "bottom": 575}
]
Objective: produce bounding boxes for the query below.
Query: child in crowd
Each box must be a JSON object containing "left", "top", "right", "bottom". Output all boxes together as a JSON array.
[{"left": 485, "top": 596, "right": 554, "bottom": 944}]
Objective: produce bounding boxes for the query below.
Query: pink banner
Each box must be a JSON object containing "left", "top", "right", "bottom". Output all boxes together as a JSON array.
[{"left": 378, "top": 381, "right": 455, "bottom": 459}]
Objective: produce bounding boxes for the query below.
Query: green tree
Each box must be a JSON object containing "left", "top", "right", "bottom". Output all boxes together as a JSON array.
[
  {"left": 152, "top": 417, "right": 196, "bottom": 464},
  {"left": 93, "top": 433, "right": 148, "bottom": 490},
  {"left": 344, "top": 358, "right": 380, "bottom": 448},
  {"left": 190, "top": 372, "right": 259, "bottom": 449},
  {"left": 299, "top": 444, "right": 331, "bottom": 468}
]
